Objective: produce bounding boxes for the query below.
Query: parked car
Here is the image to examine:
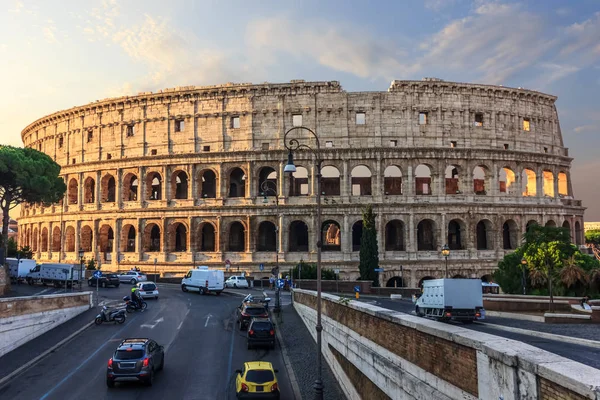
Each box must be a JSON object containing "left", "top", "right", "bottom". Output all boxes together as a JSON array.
[
  {"left": 88, "top": 272, "right": 120, "bottom": 288},
  {"left": 106, "top": 338, "right": 164, "bottom": 387},
  {"left": 247, "top": 318, "right": 276, "bottom": 350},
  {"left": 226, "top": 275, "right": 249, "bottom": 289},
  {"left": 235, "top": 361, "right": 279, "bottom": 399},
  {"left": 137, "top": 281, "right": 159, "bottom": 299},
  {"left": 237, "top": 302, "right": 269, "bottom": 331},
  {"left": 118, "top": 271, "right": 148, "bottom": 285},
  {"left": 181, "top": 267, "right": 224, "bottom": 295}
]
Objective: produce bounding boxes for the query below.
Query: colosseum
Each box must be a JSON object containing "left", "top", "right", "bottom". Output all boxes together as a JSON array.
[{"left": 17, "top": 78, "right": 585, "bottom": 287}]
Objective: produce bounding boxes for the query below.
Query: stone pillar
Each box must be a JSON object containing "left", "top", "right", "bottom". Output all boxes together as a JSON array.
[
  {"left": 217, "top": 165, "right": 224, "bottom": 199},
  {"left": 245, "top": 162, "right": 253, "bottom": 198},
  {"left": 342, "top": 214, "right": 350, "bottom": 253},
  {"left": 433, "top": 173, "right": 442, "bottom": 196},
  {"left": 113, "top": 219, "right": 121, "bottom": 266},
  {"left": 342, "top": 159, "right": 349, "bottom": 200},
  {"left": 310, "top": 212, "right": 317, "bottom": 253},
  {"left": 216, "top": 216, "right": 222, "bottom": 253},
  {"left": 96, "top": 170, "right": 101, "bottom": 209},
  {"left": 408, "top": 213, "right": 415, "bottom": 252},
  {"left": 536, "top": 169, "right": 543, "bottom": 197},
  {"left": 278, "top": 162, "right": 285, "bottom": 198},
  {"left": 189, "top": 165, "right": 195, "bottom": 200},
  {"left": 310, "top": 165, "right": 316, "bottom": 196},
  {"left": 78, "top": 172, "right": 84, "bottom": 209},
  {"left": 553, "top": 172, "right": 559, "bottom": 198},
  {"left": 137, "top": 219, "right": 144, "bottom": 259},
  {"left": 245, "top": 216, "right": 252, "bottom": 253},
  {"left": 116, "top": 169, "right": 123, "bottom": 207},
  {"left": 407, "top": 166, "right": 414, "bottom": 196},
  {"left": 278, "top": 214, "right": 284, "bottom": 255},
  {"left": 374, "top": 157, "right": 382, "bottom": 200},
  {"left": 162, "top": 218, "right": 169, "bottom": 257},
  {"left": 490, "top": 165, "right": 499, "bottom": 197},
  {"left": 138, "top": 166, "right": 145, "bottom": 203},
  {"left": 377, "top": 210, "right": 384, "bottom": 260},
  {"left": 440, "top": 213, "right": 446, "bottom": 247},
  {"left": 75, "top": 220, "right": 81, "bottom": 255},
  {"left": 162, "top": 165, "right": 168, "bottom": 201}
]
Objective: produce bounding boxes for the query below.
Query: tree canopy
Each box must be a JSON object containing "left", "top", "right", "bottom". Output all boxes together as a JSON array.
[{"left": 358, "top": 204, "right": 379, "bottom": 286}]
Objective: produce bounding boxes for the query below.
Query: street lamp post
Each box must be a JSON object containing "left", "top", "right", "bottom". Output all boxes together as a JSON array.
[
  {"left": 283, "top": 126, "right": 324, "bottom": 399},
  {"left": 441, "top": 244, "right": 450, "bottom": 278},
  {"left": 261, "top": 180, "right": 280, "bottom": 313},
  {"left": 520, "top": 257, "right": 528, "bottom": 295},
  {"left": 78, "top": 248, "right": 85, "bottom": 292},
  {"left": 154, "top": 258, "right": 158, "bottom": 282}
]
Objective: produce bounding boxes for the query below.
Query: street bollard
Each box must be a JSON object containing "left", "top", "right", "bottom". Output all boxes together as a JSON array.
[{"left": 355, "top": 292, "right": 359, "bottom": 299}]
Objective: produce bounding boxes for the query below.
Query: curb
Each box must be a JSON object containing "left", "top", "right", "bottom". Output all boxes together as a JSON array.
[
  {"left": 485, "top": 310, "right": 545, "bottom": 322},
  {"left": 476, "top": 322, "right": 600, "bottom": 349},
  {"left": 0, "top": 318, "right": 94, "bottom": 388},
  {"left": 273, "top": 308, "right": 303, "bottom": 400}
]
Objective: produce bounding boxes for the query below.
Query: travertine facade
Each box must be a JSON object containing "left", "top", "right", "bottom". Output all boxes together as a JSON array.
[{"left": 18, "top": 79, "right": 585, "bottom": 286}]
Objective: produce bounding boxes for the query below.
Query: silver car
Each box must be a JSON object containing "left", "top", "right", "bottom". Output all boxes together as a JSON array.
[{"left": 136, "top": 281, "right": 159, "bottom": 299}]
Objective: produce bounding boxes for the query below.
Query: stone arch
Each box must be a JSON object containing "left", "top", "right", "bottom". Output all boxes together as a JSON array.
[
  {"left": 121, "top": 225, "right": 135, "bottom": 252},
  {"left": 452, "top": 274, "right": 466, "bottom": 279},
  {"left": 68, "top": 178, "right": 78, "bottom": 204},
  {"left": 386, "top": 277, "right": 404, "bottom": 287},
  {"left": 146, "top": 171, "right": 162, "bottom": 200},
  {"left": 383, "top": 165, "right": 402, "bottom": 195},
  {"left": 198, "top": 221, "right": 216, "bottom": 252},
  {"left": 99, "top": 225, "right": 114, "bottom": 253},
  {"left": 257, "top": 221, "right": 277, "bottom": 252},
  {"left": 575, "top": 221, "right": 583, "bottom": 245},
  {"left": 352, "top": 220, "right": 363, "bottom": 251},
  {"left": 198, "top": 169, "right": 217, "bottom": 198},
  {"left": 101, "top": 174, "right": 116, "bottom": 202},
  {"left": 83, "top": 177, "right": 95, "bottom": 203},
  {"left": 447, "top": 219, "right": 466, "bottom": 250},
  {"left": 289, "top": 220, "right": 309, "bottom": 252},
  {"left": 415, "top": 164, "right": 432, "bottom": 195},
  {"left": 522, "top": 169, "right": 536, "bottom": 197},
  {"left": 41, "top": 227, "right": 48, "bottom": 252},
  {"left": 473, "top": 165, "right": 490, "bottom": 195},
  {"left": 445, "top": 165, "right": 460, "bottom": 194},
  {"left": 321, "top": 166, "right": 341, "bottom": 196},
  {"left": 499, "top": 167, "right": 516, "bottom": 195},
  {"left": 80, "top": 225, "right": 93, "bottom": 252},
  {"left": 385, "top": 220, "right": 405, "bottom": 251},
  {"left": 322, "top": 220, "right": 341, "bottom": 251},
  {"left": 228, "top": 167, "right": 246, "bottom": 198},
  {"left": 32, "top": 227, "right": 38, "bottom": 252},
  {"left": 558, "top": 172, "right": 568, "bottom": 196},
  {"left": 417, "top": 219, "right": 436, "bottom": 251},
  {"left": 545, "top": 220, "right": 557, "bottom": 228},
  {"left": 502, "top": 219, "right": 518, "bottom": 250},
  {"left": 476, "top": 219, "right": 494, "bottom": 250},
  {"left": 562, "top": 220, "right": 571, "bottom": 242},
  {"left": 418, "top": 276, "right": 435, "bottom": 288},
  {"left": 168, "top": 222, "right": 188, "bottom": 252},
  {"left": 123, "top": 173, "right": 139, "bottom": 202},
  {"left": 228, "top": 221, "right": 246, "bottom": 251},
  {"left": 143, "top": 223, "right": 161, "bottom": 252},
  {"left": 526, "top": 220, "right": 538, "bottom": 233},
  {"left": 65, "top": 226, "right": 75, "bottom": 252},
  {"left": 258, "top": 167, "right": 278, "bottom": 197},
  {"left": 481, "top": 274, "right": 494, "bottom": 283},
  {"left": 543, "top": 170, "right": 554, "bottom": 197},
  {"left": 52, "top": 226, "right": 61, "bottom": 251},
  {"left": 289, "top": 166, "right": 309, "bottom": 196},
  {"left": 351, "top": 165, "right": 372, "bottom": 196},
  {"left": 172, "top": 170, "right": 189, "bottom": 199}
]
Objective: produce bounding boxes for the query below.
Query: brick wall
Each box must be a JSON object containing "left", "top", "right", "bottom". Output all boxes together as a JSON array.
[{"left": 539, "top": 377, "right": 588, "bottom": 400}]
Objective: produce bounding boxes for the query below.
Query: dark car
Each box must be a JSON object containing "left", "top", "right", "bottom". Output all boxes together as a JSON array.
[
  {"left": 247, "top": 318, "right": 276, "bottom": 349},
  {"left": 89, "top": 272, "right": 120, "bottom": 288},
  {"left": 238, "top": 303, "right": 269, "bottom": 331},
  {"left": 106, "top": 338, "right": 164, "bottom": 387}
]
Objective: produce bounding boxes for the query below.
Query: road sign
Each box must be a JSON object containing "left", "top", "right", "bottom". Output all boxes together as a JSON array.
[
  {"left": 334, "top": 269, "right": 340, "bottom": 274},
  {"left": 276, "top": 279, "right": 285, "bottom": 289},
  {"left": 93, "top": 271, "right": 102, "bottom": 278},
  {"left": 374, "top": 268, "right": 384, "bottom": 272},
  {"left": 354, "top": 285, "right": 361, "bottom": 293},
  {"left": 259, "top": 263, "right": 264, "bottom": 271}
]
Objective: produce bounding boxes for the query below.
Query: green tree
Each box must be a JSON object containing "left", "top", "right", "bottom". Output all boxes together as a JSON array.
[
  {"left": 86, "top": 259, "right": 97, "bottom": 271},
  {"left": 290, "top": 259, "right": 336, "bottom": 280},
  {"left": 358, "top": 204, "right": 379, "bottom": 287},
  {"left": 585, "top": 229, "right": 600, "bottom": 261},
  {"left": 6, "top": 238, "right": 33, "bottom": 259},
  {"left": 0, "top": 146, "right": 66, "bottom": 258},
  {"left": 493, "top": 251, "right": 526, "bottom": 294}
]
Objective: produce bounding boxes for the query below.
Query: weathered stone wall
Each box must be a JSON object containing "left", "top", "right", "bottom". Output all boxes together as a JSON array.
[
  {"left": 0, "top": 292, "right": 91, "bottom": 318},
  {"left": 0, "top": 266, "right": 9, "bottom": 296}
]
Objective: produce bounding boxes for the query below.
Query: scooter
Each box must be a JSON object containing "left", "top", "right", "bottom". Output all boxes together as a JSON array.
[
  {"left": 123, "top": 296, "right": 148, "bottom": 313},
  {"left": 95, "top": 306, "right": 126, "bottom": 325}
]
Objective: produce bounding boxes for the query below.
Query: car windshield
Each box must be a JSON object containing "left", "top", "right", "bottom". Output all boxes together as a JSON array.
[
  {"left": 115, "top": 349, "right": 144, "bottom": 360},
  {"left": 245, "top": 307, "right": 266, "bottom": 316},
  {"left": 142, "top": 284, "right": 156, "bottom": 291},
  {"left": 246, "top": 370, "right": 274, "bottom": 384},
  {"left": 107, "top": 274, "right": 117, "bottom": 278},
  {"left": 252, "top": 321, "right": 272, "bottom": 330}
]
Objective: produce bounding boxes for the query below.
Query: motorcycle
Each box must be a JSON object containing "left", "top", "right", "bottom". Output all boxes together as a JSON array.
[
  {"left": 123, "top": 295, "right": 148, "bottom": 313},
  {"left": 95, "top": 306, "right": 126, "bottom": 325}
]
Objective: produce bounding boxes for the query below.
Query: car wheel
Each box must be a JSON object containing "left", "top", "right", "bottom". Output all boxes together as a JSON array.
[
  {"left": 106, "top": 378, "right": 115, "bottom": 388},
  {"left": 181, "top": 284, "right": 188, "bottom": 292},
  {"left": 130, "top": 279, "right": 137, "bottom": 285},
  {"left": 216, "top": 291, "right": 221, "bottom": 296},
  {"left": 101, "top": 281, "right": 107, "bottom": 288},
  {"left": 158, "top": 355, "right": 164, "bottom": 371},
  {"left": 239, "top": 322, "right": 244, "bottom": 331},
  {"left": 233, "top": 283, "right": 237, "bottom": 288},
  {"left": 155, "top": 296, "right": 159, "bottom": 300},
  {"left": 145, "top": 369, "right": 154, "bottom": 386},
  {"left": 115, "top": 284, "right": 120, "bottom": 288}
]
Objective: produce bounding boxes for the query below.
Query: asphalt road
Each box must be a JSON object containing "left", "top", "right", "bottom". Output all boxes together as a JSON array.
[
  {"left": 0, "top": 284, "right": 296, "bottom": 400},
  {"left": 358, "top": 296, "right": 600, "bottom": 369}
]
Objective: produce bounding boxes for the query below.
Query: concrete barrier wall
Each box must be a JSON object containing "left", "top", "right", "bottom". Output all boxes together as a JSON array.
[
  {"left": 293, "top": 289, "right": 600, "bottom": 400},
  {"left": 0, "top": 292, "right": 92, "bottom": 358}
]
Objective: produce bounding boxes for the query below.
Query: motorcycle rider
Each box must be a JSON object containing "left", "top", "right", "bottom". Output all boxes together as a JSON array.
[{"left": 131, "top": 287, "right": 143, "bottom": 310}]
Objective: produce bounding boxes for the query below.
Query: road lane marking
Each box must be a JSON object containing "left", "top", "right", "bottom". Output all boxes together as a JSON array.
[
  {"left": 204, "top": 313, "right": 212, "bottom": 327},
  {"left": 225, "top": 316, "right": 236, "bottom": 392},
  {"left": 140, "top": 317, "right": 164, "bottom": 329},
  {"left": 177, "top": 309, "right": 190, "bottom": 330}
]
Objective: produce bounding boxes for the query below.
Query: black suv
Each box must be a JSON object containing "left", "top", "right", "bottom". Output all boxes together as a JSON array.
[
  {"left": 238, "top": 303, "right": 269, "bottom": 330},
  {"left": 247, "top": 318, "right": 276, "bottom": 349},
  {"left": 106, "top": 338, "right": 164, "bottom": 387},
  {"left": 89, "top": 272, "right": 120, "bottom": 288}
]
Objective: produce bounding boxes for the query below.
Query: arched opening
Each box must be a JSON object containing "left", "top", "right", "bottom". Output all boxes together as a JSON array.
[
  {"left": 228, "top": 168, "right": 246, "bottom": 198},
  {"left": 123, "top": 173, "right": 138, "bottom": 202},
  {"left": 417, "top": 219, "right": 436, "bottom": 250},
  {"left": 385, "top": 220, "right": 405, "bottom": 251},
  {"left": 499, "top": 167, "right": 516, "bottom": 194},
  {"left": 321, "top": 166, "right": 341, "bottom": 196},
  {"left": 289, "top": 166, "right": 309, "bottom": 196},
  {"left": 575, "top": 221, "right": 583, "bottom": 245},
  {"left": 322, "top": 220, "right": 341, "bottom": 251},
  {"left": 258, "top": 167, "right": 278, "bottom": 197},
  {"left": 84, "top": 177, "right": 95, "bottom": 203},
  {"left": 65, "top": 226, "right": 75, "bottom": 252},
  {"left": 383, "top": 165, "right": 402, "bottom": 195},
  {"left": 562, "top": 220, "right": 571, "bottom": 242},
  {"left": 481, "top": 274, "right": 493, "bottom": 283},
  {"left": 122, "top": 225, "right": 135, "bottom": 252},
  {"left": 558, "top": 172, "right": 568, "bottom": 196},
  {"left": 289, "top": 220, "right": 309, "bottom": 252},
  {"left": 418, "top": 276, "right": 435, "bottom": 288},
  {"left": 172, "top": 171, "right": 189, "bottom": 199},
  {"left": 41, "top": 227, "right": 48, "bottom": 252},
  {"left": 146, "top": 172, "right": 162, "bottom": 200},
  {"left": 351, "top": 165, "right": 372, "bottom": 196},
  {"left": 526, "top": 220, "right": 538, "bottom": 233},
  {"left": 168, "top": 223, "right": 187, "bottom": 252},
  {"left": 476, "top": 219, "right": 493, "bottom": 250},
  {"left": 543, "top": 171, "right": 554, "bottom": 197},
  {"left": 80, "top": 226, "right": 93, "bottom": 252},
  {"left": 199, "top": 223, "right": 216, "bottom": 251},
  {"left": 473, "top": 166, "right": 488, "bottom": 195},
  {"left": 452, "top": 274, "right": 466, "bottom": 279},
  {"left": 415, "top": 165, "right": 432, "bottom": 195},
  {"left": 447, "top": 219, "right": 464, "bottom": 250},
  {"left": 144, "top": 224, "right": 161, "bottom": 252},
  {"left": 99, "top": 225, "right": 114, "bottom": 253},
  {"left": 228, "top": 221, "right": 245, "bottom": 251},
  {"left": 199, "top": 170, "right": 217, "bottom": 198},
  {"left": 545, "top": 220, "right": 557, "bottom": 228},
  {"left": 101, "top": 174, "right": 116, "bottom": 202},
  {"left": 32, "top": 227, "right": 38, "bottom": 252},
  {"left": 68, "top": 178, "right": 78, "bottom": 204},
  {"left": 52, "top": 226, "right": 61, "bottom": 251},
  {"left": 352, "top": 221, "right": 363, "bottom": 251},
  {"left": 386, "top": 277, "right": 404, "bottom": 288},
  {"left": 445, "top": 165, "right": 460, "bottom": 194},
  {"left": 522, "top": 169, "right": 536, "bottom": 196},
  {"left": 257, "top": 221, "right": 277, "bottom": 252},
  {"left": 502, "top": 220, "right": 518, "bottom": 250}
]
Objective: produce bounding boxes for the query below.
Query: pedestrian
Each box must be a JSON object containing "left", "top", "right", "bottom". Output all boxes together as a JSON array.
[
  {"left": 269, "top": 276, "right": 274, "bottom": 289},
  {"left": 581, "top": 295, "right": 592, "bottom": 310}
]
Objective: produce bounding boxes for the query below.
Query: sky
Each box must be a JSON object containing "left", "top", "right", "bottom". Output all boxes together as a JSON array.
[{"left": 0, "top": 0, "right": 599, "bottom": 220}]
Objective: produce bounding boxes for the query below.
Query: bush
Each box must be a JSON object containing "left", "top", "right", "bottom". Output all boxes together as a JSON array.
[{"left": 290, "top": 260, "right": 336, "bottom": 280}]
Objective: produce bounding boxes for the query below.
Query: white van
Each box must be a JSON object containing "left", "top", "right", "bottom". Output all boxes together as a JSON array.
[
  {"left": 6, "top": 258, "right": 37, "bottom": 282},
  {"left": 181, "top": 266, "right": 224, "bottom": 295},
  {"left": 26, "top": 263, "right": 82, "bottom": 287}
]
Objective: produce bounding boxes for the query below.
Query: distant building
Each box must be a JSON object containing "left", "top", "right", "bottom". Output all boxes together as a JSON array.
[
  {"left": 584, "top": 222, "right": 600, "bottom": 232},
  {"left": 7, "top": 218, "right": 18, "bottom": 243}
]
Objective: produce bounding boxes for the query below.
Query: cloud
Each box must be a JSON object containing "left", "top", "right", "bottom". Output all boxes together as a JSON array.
[
  {"left": 424, "top": 0, "right": 461, "bottom": 11},
  {"left": 573, "top": 125, "right": 597, "bottom": 134},
  {"left": 560, "top": 12, "right": 600, "bottom": 59}
]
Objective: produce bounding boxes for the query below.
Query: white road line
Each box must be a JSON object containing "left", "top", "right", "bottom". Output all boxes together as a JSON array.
[{"left": 177, "top": 320, "right": 184, "bottom": 330}]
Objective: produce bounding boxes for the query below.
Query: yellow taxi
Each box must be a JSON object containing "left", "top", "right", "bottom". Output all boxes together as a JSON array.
[{"left": 235, "top": 361, "right": 280, "bottom": 399}]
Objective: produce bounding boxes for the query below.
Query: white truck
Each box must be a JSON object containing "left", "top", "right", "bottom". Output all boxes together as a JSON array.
[
  {"left": 181, "top": 266, "right": 224, "bottom": 295},
  {"left": 26, "top": 263, "right": 83, "bottom": 288},
  {"left": 415, "top": 278, "right": 483, "bottom": 323},
  {"left": 6, "top": 258, "right": 37, "bottom": 282}
]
